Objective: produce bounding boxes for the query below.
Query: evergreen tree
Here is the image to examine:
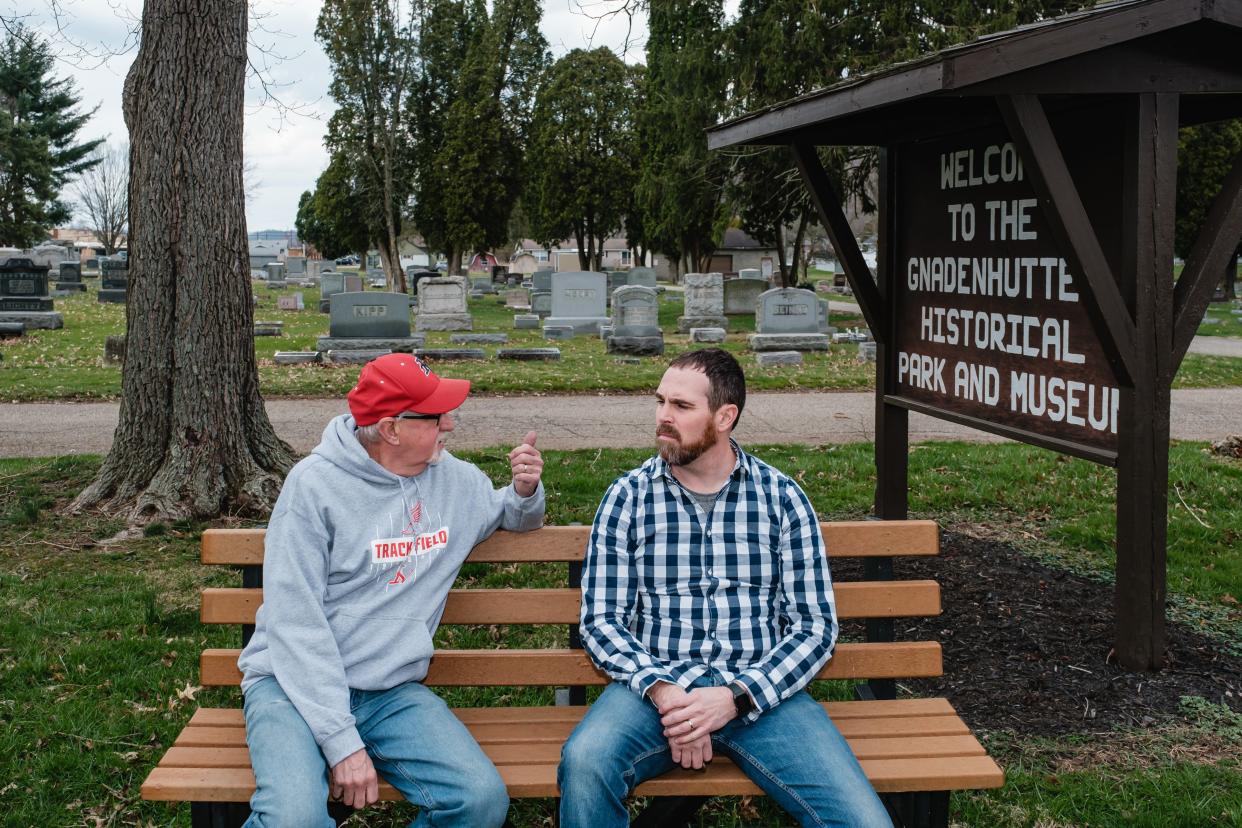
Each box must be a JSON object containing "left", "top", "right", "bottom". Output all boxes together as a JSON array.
[
  {"left": 0, "top": 26, "right": 101, "bottom": 247},
  {"left": 634, "top": 0, "right": 729, "bottom": 276},
  {"left": 527, "top": 48, "right": 636, "bottom": 271},
  {"left": 295, "top": 152, "right": 373, "bottom": 262},
  {"left": 414, "top": 0, "right": 547, "bottom": 273},
  {"left": 1177, "top": 120, "right": 1242, "bottom": 300},
  {"left": 317, "top": 0, "right": 418, "bottom": 291}
]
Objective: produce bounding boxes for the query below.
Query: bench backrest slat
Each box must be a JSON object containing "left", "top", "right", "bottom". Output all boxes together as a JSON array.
[
  {"left": 201, "top": 581, "right": 941, "bottom": 626},
  {"left": 200, "top": 641, "right": 942, "bottom": 687},
  {"left": 200, "top": 521, "right": 939, "bottom": 566}
]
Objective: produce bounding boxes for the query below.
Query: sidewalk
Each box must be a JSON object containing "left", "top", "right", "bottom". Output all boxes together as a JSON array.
[{"left": 3, "top": 387, "right": 1239, "bottom": 458}]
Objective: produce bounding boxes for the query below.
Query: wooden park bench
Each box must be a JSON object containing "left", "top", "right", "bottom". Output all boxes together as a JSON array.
[{"left": 141, "top": 521, "right": 1002, "bottom": 827}]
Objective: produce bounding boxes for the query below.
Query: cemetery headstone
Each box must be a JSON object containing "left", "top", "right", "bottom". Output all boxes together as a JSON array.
[
  {"left": 858, "top": 341, "right": 878, "bottom": 362},
  {"left": 306, "top": 259, "right": 324, "bottom": 283},
  {"left": 750, "top": 287, "right": 829, "bottom": 351},
  {"left": 497, "top": 348, "right": 561, "bottom": 361},
  {"left": 755, "top": 350, "right": 803, "bottom": 367},
  {"left": 450, "top": 333, "right": 508, "bottom": 345},
  {"left": 317, "top": 291, "right": 425, "bottom": 356},
  {"left": 103, "top": 334, "right": 126, "bottom": 364},
  {"left": 85, "top": 257, "right": 100, "bottom": 271},
  {"left": 0, "top": 258, "right": 63, "bottom": 329},
  {"left": 530, "top": 290, "right": 552, "bottom": 318},
  {"left": 691, "top": 327, "right": 726, "bottom": 343},
  {"left": 514, "top": 314, "right": 540, "bottom": 330},
  {"left": 344, "top": 273, "right": 364, "bottom": 293},
  {"left": 413, "top": 348, "right": 487, "bottom": 361},
  {"left": 606, "top": 271, "right": 629, "bottom": 305},
  {"left": 274, "top": 352, "right": 322, "bottom": 365},
  {"left": 285, "top": 257, "right": 306, "bottom": 277},
  {"left": 545, "top": 271, "right": 610, "bottom": 333},
  {"left": 608, "top": 285, "right": 663, "bottom": 355},
  {"left": 56, "top": 261, "right": 86, "bottom": 293},
  {"left": 723, "top": 276, "right": 766, "bottom": 315},
  {"left": 0, "top": 247, "right": 22, "bottom": 265},
  {"left": 628, "top": 267, "right": 658, "bottom": 288},
  {"left": 415, "top": 277, "right": 473, "bottom": 331},
  {"left": 367, "top": 269, "right": 387, "bottom": 288},
  {"left": 738, "top": 268, "right": 762, "bottom": 281},
  {"left": 277, "top": 293, "right": 305, "bottom": 311},
  {"left": 0, "top": 321, "right": 24, "bottom": 338},
  {"left": 99, "top": 257, "right": 129, "bottom": 304},
  {"left": 264, "top": 262, "right": 287, "bottom": 286},
  {"left": 30, "top": 244, "right": 68, "bottom": 269},
  {"left": 253, "top": 321, "right": 284, "bottom": 337},
  {"left": 319, "top": 271, "right": 346, "bottom": 313},
  {"left": 504, "top": 288, "right": 531, "bottom": 310},
  {"left": 531, "top": 270, "right": 553, "bottom": 292},
  {"left": 677, "top": 272, "right": 728, "bottom": 333},
  {"left": 543, "top": 325, "right": 574, "bottom": 341}
]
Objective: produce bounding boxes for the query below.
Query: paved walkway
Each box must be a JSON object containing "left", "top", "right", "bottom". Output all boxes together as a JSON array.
[{"left": 2, "top": 387, "right": 1239, "bottom": 458}]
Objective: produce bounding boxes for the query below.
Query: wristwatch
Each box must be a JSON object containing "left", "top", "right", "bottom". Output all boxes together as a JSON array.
[{"left": 730, "top": 683, "right": 754, "bottom": 717}]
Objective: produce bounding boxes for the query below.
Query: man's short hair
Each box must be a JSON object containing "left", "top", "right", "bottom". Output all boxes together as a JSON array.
[{"left": 668, "top": 348, "right": 746, "bottom": 430}]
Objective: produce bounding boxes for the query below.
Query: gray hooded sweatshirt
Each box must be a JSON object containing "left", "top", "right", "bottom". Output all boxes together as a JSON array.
[{"left": 237, "top": 413, "right": 545, "bottom": 767}]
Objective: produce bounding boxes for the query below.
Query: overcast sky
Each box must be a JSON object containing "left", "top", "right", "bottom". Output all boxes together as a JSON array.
[{"left": 20, "top": 0, "right": 737, "bottom": 233}]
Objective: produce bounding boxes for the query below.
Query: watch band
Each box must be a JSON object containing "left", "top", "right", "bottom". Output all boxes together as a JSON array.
[{"left": 730, "top": 683, "right": 754, "bottom": 716}]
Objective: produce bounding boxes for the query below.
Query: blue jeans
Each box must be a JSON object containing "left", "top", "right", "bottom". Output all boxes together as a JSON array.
[
  {"left": 558, "top": 681, "right": 891, "bottom": 828},
  {"left": 241, "top": 676, "right": 508, "bottom": 828}
]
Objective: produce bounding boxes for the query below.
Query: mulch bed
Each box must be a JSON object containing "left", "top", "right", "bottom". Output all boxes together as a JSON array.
[{"left": 839, "top": 531, "right": 1242, "bottom": 737}]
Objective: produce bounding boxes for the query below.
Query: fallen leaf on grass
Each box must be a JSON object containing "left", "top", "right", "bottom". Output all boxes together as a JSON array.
[{"left": 176, "top": 683, "right": 201, "bottom": 702}]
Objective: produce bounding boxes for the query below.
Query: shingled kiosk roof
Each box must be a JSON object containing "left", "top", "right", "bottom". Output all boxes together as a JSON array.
[{"left": 707, "top": 0, "right": 1242, "bottom": 150}]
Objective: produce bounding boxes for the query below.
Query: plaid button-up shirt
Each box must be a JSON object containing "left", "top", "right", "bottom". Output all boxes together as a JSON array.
[{"left": 580, "top": 441, "right": 838, "bottom": 719}]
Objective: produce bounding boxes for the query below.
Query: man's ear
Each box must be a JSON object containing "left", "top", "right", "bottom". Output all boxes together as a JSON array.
[
  {"left": 378, "top": 418, "right": 401, "bottom": 445},
  {"left": 715, "top": 403, "right": 739, "bottom": 433}
]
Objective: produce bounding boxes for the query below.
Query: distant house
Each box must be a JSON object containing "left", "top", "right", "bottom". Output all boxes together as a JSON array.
[
  {"left": 249, "top": 241, "right": 284, "bottom": 272},
  {"left": 508, "top": 237, "right": 652, "bottom": 273},
  {"left": 698, "top": 228, "right": 788, "bottom": 279},
  {"left": 468, "top": 251, "right": 499, "bottom": 271}
]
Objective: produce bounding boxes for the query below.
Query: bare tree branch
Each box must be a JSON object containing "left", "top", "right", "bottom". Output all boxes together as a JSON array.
[{"left": 73, "top": 139, "right": 128, "bottom": 254}]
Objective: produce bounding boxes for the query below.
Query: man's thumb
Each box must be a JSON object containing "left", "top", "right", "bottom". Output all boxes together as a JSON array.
[{"left": 523, "top": 430, "right": 538, "bottom": 447}]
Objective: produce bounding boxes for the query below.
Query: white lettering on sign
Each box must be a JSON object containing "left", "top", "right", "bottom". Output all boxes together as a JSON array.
[
  {"left": 370, "top": 527, "right": 450, "bottom": 564},
  {"left": 940, "top": 143, "right": 1025, "bottom": 190}
]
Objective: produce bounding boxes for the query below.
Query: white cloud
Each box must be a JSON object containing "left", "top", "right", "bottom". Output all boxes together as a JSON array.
[{"left": 22, "top": 0, "right": 737, "bottom": 231}]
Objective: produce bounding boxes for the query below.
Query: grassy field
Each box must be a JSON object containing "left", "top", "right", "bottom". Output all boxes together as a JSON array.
[
  {"left": 1, "top": 441, "right": 1239, "bottom": 826},
  {"left": 1, "top": 281, "right": 1240, "bottom": 400}
]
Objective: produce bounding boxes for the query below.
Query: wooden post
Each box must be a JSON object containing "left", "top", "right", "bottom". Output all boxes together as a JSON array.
[
  {"left": 1115, "top": 93, "right": 1178, "bottom": 670},
  {"left": 875, "top": 148, "right": 908, "bottom": 522}
]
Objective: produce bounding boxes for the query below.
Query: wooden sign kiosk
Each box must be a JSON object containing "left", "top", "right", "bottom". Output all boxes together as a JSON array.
[{"left": 708, "top": 0, "right": 1242, "bottom": 671}]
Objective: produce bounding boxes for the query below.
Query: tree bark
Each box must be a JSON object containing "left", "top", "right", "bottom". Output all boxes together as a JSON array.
[{"left": 69, "top": 0, "right": 294, "bottom": 524}]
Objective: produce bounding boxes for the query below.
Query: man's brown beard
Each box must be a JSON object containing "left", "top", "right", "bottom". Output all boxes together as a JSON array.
[{"left": 657, "top": 420, "right": 718, "bottom": 466}]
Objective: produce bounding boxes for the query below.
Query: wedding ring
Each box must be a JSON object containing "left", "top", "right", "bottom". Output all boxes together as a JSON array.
[{"left": 686, "top": 719, "right": 694, "bottom": 731}]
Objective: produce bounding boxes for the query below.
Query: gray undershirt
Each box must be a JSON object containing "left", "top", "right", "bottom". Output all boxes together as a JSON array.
[{"left": 685, "top": 485, "right": 725, "bottom": 516}]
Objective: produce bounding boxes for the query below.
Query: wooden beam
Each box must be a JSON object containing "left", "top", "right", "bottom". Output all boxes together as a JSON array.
[
  {"left": 998, "top": 93, "right": 1138, "bottom": 386},
  {"left": 1114, "top": 92, "right": 1179, "bottom": 671},
  {"left": 1171, "top": 147, "right": 1242, "bottom": 368},
  {"left": 789, "top": 143, "right": 887, "bottom": 341}
]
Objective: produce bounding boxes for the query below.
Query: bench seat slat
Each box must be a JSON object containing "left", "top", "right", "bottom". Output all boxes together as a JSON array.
[
  {"left": 201, "top": 580, "right": 942, "bottom": 625},
  {"left": 143, "top": 753, "right": 1001, "bottom": 802},
  {"left": 200, "top": 521, "right": 940, "bottom": 566},
  {"left": 173, "top": 702, "right": 972, "bottom": 751},
  {"left": 201, "top": 642, "right": 943, "bottom": 687},
  {"left": 159, "top": 733, "right": 986, "bottom": 773}
]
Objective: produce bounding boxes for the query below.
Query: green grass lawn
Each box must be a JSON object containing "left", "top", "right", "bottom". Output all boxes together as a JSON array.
[
  {"left": 1, "top": 441, "right": 1239, "bottom": 826},
  {"left": 1, "top": 281, "right": 1239, "bottom": 401},
  {"left": 1198, "top": 299, "right": 1242, "bottom": 338}
]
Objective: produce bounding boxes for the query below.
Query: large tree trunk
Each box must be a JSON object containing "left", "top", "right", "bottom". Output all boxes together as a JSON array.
[{"left": 70, "top": 0, "right": 294, "bottom": 524}]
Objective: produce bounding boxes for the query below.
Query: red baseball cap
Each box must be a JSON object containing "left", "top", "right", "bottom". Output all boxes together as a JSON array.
[{"left": 347, "top": 354, "right": 471, "bottom": 426}]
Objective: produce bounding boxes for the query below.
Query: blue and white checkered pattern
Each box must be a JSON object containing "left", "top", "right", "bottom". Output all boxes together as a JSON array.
[{"left": 581, "top": 441, "right": 838, "bottom": 720}]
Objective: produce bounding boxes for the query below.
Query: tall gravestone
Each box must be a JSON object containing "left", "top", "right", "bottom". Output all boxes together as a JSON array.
[
  {"left": 750, "top": 287, "right": 830, "bottom": 351},
  {"left": 415, "top": 277, "right": 472, "bottom": 331},
  {"left": 99, "top": 257, "right": 129, "bottom": 304},
  {"left": 30, "top": 245, "right": 68, "bottom": 269},
  {"left": 531, "top": 270, "right": 553, "bottom": 292},
  {"left": 285, "top": 257, "right": 306, "bottom": 277},
  {"left": 319, "top": 270, "right": 346, "bottom": 313},
  {"left": 530, "top": 290, "right": 552, "bottom": 318},
  {"left": 0, "top": 258, "right": 63, "bottom": 329},
  {"left": 608, "top": 285, "right": 664, "bottom": 356},
  {"left": 677, "top": 272, "right": 728, "bottom": 333},
  {"left": 724, "top": 276, "right": 767, "bottom": 315},
  {"left": 606, "top": 271, "right": 629, "bottom": 305},
  {"left": 264, "top": 262, "right": 287, "bottom": 287},
  {"left": 545, "top": 271, "right": 610, "bottom": 333}
]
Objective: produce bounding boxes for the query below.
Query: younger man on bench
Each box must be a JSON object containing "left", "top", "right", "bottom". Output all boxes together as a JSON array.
[{"left": 558, "top": 348, "right": 890, "bottom": 827}]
